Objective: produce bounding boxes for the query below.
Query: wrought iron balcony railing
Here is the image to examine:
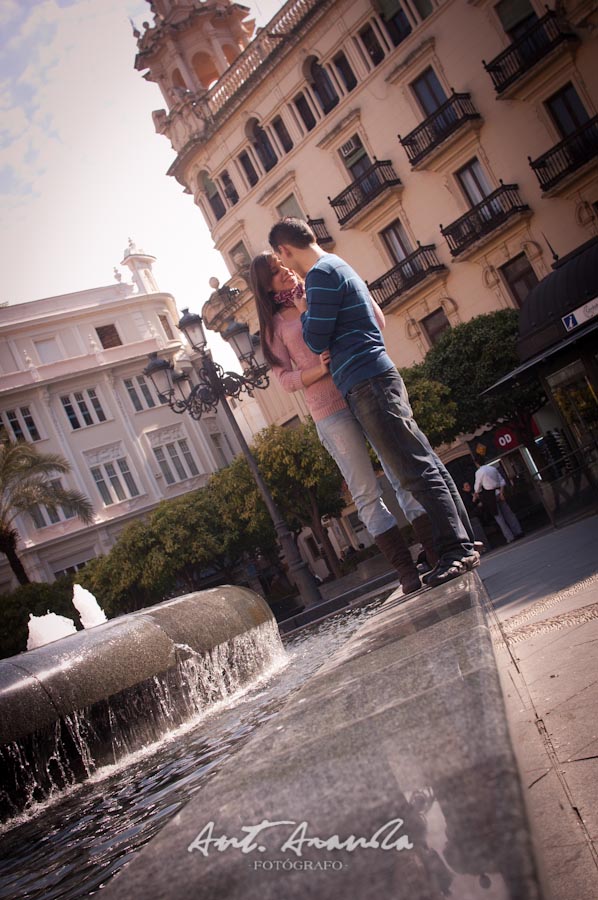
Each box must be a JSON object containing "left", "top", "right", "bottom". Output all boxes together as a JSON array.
[
  {"left": 483, "top": 10, "right": 578, "bottom": 95},
  {"left": 368, "top": 245, "right": 446, "bottom": 308},
  {"left": 328, "top": 161, "right": 402, "bottom": 226},
  {"left": 440, "top": 184, "right": 530, "bottom": 257},
  {"left": 399, "top": 93, "right": 482, "bottom": 166},
  {"left": 529, "top": 116, "right": 598, "bottom": 192},
  {"left": 307, "top": 217, "right": 334, "bottom": 246}
]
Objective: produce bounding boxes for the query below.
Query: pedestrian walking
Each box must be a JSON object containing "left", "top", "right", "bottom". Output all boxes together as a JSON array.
[{"left": 473, "top": 457, "right": 523, "bottom": 544}]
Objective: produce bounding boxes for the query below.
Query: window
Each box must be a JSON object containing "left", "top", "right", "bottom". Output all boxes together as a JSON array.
[
  {"left": 340, "top": 134, "right": 378, "bottom": 192},
  {"left": 220, "top": 170, "right": 239, "bottom": 205},
  {"left": 201, "top": 172, "right": 226, "bottom": 221},
  {"left": 380, "top": 3, "right": 412, "bottom": 47},
  {"left": 339, "top": 134, "right": 371, "bottom": 176},
  {"left": 90, "top": 458, "right": 140, "bottom": 506},
  {"left": 95, "top": 324, "right": 122, "bottom": 349},
  {"left": 358, "top": 24, "right": 385, "bottom": 67},
  {"left": 546, "top": 83, "right": 590, "bottom": 138},
  {"left": 123, "top": 375, "right": 162, "bottom": 412},
  {"left": 249, "top": 121, "right": 277, "bottom": 172},
  {"left": 495, "top": 0, "right": 537, "bottom": 39},
  {"left": 456, "top": 158, "right": 493, "bottom": 206},
  {"left": 1, "top": 406, "right": 41, "bottom": 442},
  {"left": 420, "top": 308, "right": 451, "bottom": 345},
  {"left": 153, "top": 439, "right": 200, "bottom": 485},
  {"left": 61, "top": 388, "right": 106, "bottom": 429},
  {"left": 29, "top": 479, "right": 78, "bottom": 529},
  {"left": 333, "top": 51, "right": 357, "bottom": 92},
  {"left": 411, "top": 0, "right": 433, "bottom": 19},
  {"left": 230, "top": 241, "right": 251, "bottom": 270},
  {"left": 276, "top": 194, "right": 304, "bottom": 219},
  {"left": 158, "top": 314, "right": 174, "bottom": 341},
  {"left": 412, "top": 67, "right": 448, "bottom": 116},
  {"left": 210, "top": 432, "right": 233, "bottom": 467},
  {"left": 294, "top": 92, "right": 317, "bottom": 132},
  {"left": 381, "top": 220, "right": 413, "bottom": 263},
  {"left": 308, "top": 60, "right": 339, "bottom": 114},
  {"left": 272, "top": 115, "right": 293, "bottom": 152},
  {"left": 54, "top": 559, "right": 93, "bottom": 579},
  {"left": 238, "top": 150, "right": 259, "bottom": 187},
  {"left": 499, "top": 254, "right": 539, "bottom": 307},
  {"left": 34, "top": 338, "right": 62, "bottom": 365}
]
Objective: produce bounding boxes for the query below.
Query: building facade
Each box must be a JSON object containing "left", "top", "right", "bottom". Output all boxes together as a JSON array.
[
  {"left": 133, "top": 0, "right": 598, "bottom": 543},
  {"left": 134, "top": 0, "right": 597, "bottom": 402},
  {"left": 0, "top": 243, "right": 239, "bottom": 592}
]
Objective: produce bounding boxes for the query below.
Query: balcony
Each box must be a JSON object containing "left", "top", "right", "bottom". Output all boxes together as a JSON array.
[
  {"left": 368, "top": 245, "right": 447, "bottom": 309},
  {"left": 399, "top": 93, "right": 482, "bottom": 168},
  {"left": 307, "top": 217, "right": 335, "bottom": 248},
  {"left": 483, "top": 11, "right": 579, "bottom": 96},
  {"left": 529, "top": 116, "right": 598, "bottom": 193},
  {"left": 328, "top": 161, "right": 402, "bottom": 227},
  {"left": 440, "top": 184, "right": 530, "bottom": 258}
]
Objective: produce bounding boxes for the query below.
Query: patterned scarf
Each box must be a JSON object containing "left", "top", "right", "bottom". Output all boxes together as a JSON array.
[{"left": 273, "top": 282, "right": 304, "bottom": 308}]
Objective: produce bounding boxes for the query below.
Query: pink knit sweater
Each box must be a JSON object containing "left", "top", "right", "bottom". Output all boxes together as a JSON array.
[{"left": 270, "top": 314, "right": 347, "bottom": 422}]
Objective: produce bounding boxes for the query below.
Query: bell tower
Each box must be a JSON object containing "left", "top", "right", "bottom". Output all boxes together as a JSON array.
[{"left": 134, "top": 0, "right": 255, "bottom": 114}]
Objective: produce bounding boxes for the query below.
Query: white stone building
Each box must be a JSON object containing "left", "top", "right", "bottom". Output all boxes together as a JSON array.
[{"left": 0, "top": 243, "right": 239, "bottom": 592}]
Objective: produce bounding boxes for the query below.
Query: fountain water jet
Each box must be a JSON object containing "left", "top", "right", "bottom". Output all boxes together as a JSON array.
[
  {"left": 0, "top": 587, "right": 284, "bottom": 821},
  {"left": 72, "top": 583, "right": 107, "bottom": 628}
]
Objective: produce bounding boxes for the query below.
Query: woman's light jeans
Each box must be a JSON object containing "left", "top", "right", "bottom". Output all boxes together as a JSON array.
[{"left": 315, "top": 407, "right": 424, "bottom": 537}]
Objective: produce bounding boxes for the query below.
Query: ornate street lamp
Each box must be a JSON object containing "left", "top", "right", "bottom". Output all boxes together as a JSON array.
[{"left": 143, "top": 309, "right": 322, "bottom": 610}]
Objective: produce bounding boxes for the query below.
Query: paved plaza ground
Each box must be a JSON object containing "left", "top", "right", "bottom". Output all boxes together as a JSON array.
[{"left": 479, "top": 514, "right": 598, "bottom": 900}]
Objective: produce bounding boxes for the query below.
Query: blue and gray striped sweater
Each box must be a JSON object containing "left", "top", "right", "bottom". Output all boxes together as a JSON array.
[{"left": 301, "top": 253, "right": 394, "bottom": 397}]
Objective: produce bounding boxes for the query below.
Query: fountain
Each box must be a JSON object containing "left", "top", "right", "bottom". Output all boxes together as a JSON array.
[
  {"left": 0, "top": 586, "right": 285, "bottom": 821},
  {"left": 24, "top": 584, "right": 107, "bottom": 652},
  {"left": 26, "top": 612, "right": 77, "bottom": 650},
  {"left": 72, "top": 583, "right": 107, "bottom": 628}
]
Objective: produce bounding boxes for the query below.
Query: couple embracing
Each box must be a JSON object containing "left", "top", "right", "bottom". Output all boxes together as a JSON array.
[{"left": 249, "top": 218, "right": 478, "bottom": 593}]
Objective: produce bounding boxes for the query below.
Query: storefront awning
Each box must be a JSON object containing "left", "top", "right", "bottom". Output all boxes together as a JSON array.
[
  {"left": 483, "top": 236, "right": 598, "bottom": 395},
  {"left": 483, "top": 317, "right": 598, "bottom": 394}
]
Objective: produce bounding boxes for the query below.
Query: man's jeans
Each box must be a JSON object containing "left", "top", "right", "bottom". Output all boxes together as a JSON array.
[
  {"left": 346, "top": 369, "right": 473, "bottom": 562},
  {"left": 316, "top": 408, "right": 397, "bottom": 538}
]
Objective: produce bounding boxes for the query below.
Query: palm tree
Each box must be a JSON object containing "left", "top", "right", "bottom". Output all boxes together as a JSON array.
[{"left": 0, "top": 440, "right": 94, "bottom": 585}]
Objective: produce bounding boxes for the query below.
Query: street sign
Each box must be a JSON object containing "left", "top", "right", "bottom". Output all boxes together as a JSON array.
[{"left": 562, "top": 296, "right": 598, "bottom": 332}]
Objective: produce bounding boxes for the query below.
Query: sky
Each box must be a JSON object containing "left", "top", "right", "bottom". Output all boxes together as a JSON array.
[{"left": 0, "top": 0, "right": 284, "bottom": 368}]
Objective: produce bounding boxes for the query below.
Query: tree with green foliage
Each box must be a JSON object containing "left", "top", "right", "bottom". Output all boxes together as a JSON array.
[
  {"left": 252, "top": 420, "right": 346, "bottom": 577},
  {"left": 421, "top": 309, "right": 545, "bottom": 455},
  {"left": 80, "top": 482, "right": 278, "bottom": 616},
  {"left": 0, "top": 441, "right": 94, "bottom": 585},
  {"left": 399, "top": 363, "right": 458, "bottom": 447}
]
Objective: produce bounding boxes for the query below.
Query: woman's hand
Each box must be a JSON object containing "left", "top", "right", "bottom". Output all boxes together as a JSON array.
[
  {"left": 319, "top": 350, "right": 331, "bottom": 375},
  {"left": 292, "top": 290, "right": 308, "bottom": 314}
]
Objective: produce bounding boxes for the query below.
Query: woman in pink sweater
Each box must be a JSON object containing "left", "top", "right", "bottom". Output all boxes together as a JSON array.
[{"left": 250, "top": 251, "right": 429, "bottom": 595}]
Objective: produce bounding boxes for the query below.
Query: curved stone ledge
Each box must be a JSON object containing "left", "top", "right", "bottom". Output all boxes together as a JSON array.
[{"left": 0, "top": 587, "right": 280, "bottom": 820}]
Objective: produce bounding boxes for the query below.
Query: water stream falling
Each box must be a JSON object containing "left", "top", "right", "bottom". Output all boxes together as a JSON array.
[
  {"left": 1, "top": 618, "right": 285, "bottom": 820},
  {"left": 0, "top": 600, "right": 381, "bottom": 900}
]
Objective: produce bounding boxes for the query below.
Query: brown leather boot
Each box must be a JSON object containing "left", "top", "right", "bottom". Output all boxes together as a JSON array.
[
  {"left": 375, "top": 525, "right": 421, "bottom": 594},
  {"left": 411, "top": 514, "right": 438, "bottom": 568}
]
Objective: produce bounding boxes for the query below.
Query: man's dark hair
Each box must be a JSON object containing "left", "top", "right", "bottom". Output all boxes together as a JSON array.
[{"left": 268, "top": 217, "right": 316, "bottom": 251}]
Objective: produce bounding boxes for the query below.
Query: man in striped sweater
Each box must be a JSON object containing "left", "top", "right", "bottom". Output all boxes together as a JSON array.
[{"left": 269, "top": 217, "right": 478, "bottom": 587}]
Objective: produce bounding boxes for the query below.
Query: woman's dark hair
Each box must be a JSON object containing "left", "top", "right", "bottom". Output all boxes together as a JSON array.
[{"left": 249, "top": 251, "right": 284, "bottom": 368}]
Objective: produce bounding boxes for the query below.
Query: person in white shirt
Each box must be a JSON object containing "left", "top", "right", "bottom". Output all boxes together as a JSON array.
[{"left": 473, "top": 457, "right": 523, "bottom": 544}]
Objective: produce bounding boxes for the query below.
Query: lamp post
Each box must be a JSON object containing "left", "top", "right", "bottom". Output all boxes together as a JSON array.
[{"left": 143, "top": 308, "right": 322, "bottom": 610}]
